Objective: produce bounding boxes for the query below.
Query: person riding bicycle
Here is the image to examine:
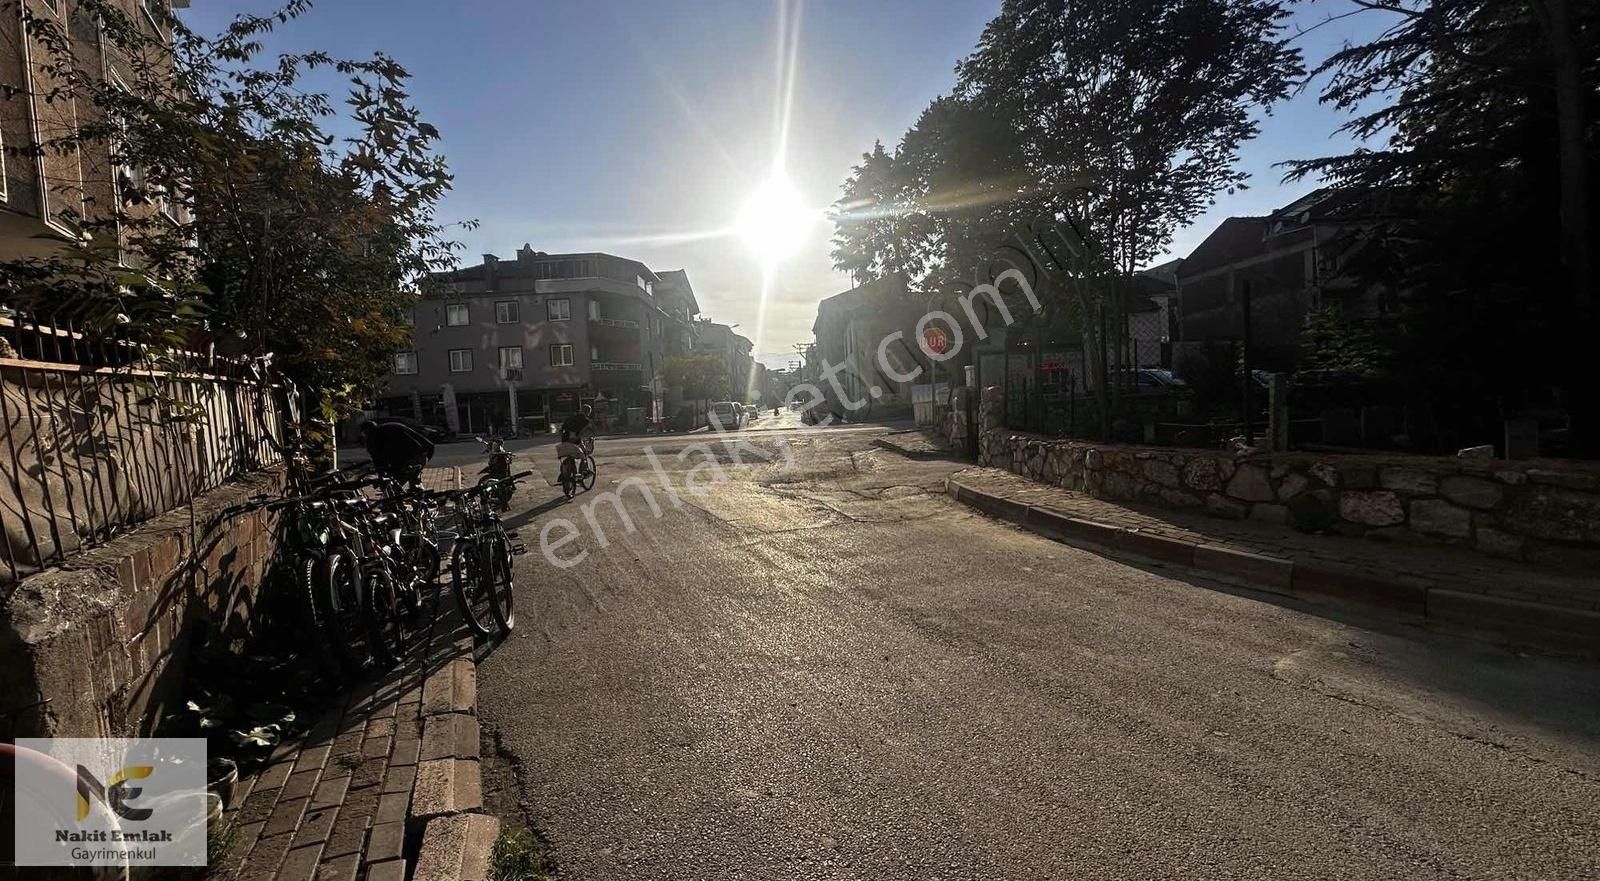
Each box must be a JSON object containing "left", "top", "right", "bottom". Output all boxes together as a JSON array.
[{"left": 557, "top": 404, "right": 594, "bottom": 479}]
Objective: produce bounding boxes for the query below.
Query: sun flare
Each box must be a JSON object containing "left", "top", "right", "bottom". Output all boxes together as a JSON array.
[{"left": 736, "top": 175, "right": 813, "bottom": 266}]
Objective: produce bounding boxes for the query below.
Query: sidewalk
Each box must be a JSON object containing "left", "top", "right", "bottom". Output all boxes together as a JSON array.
[
  {"left": 211, "top": 464, "right": 502, "bottom": 881},
  {"left": 945, "top": 467, "right": 1600, "bottom": 655}
]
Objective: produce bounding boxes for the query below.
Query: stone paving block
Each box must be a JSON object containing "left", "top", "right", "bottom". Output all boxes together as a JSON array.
[
  {"left": 280, "top": 768, "right": 321, "bottom": 802},
  {"left": 320, "top": 813, "right": 370, "bottom": 860},
  {"left": 421, "top": 712, "right": 480, "bottom": 762},
  {"left": 422, "top": 657, "right": 476, "bottom": 716},
  {"left": 316, "top": 853, "right": 359, "bottom": 881},
  {"left": 214, "top": 821, "right": 264, "bottom": 879},
  {"left": 261, "top": 796, "right": 310, "bottom": 839},
  {"left": 236, "top": 832, "right": 294, "bottom": 881},
  {"left": 366, "top": 859, "right": 407, "bottom": 881},
  {"left": 366, "top": 820, "right": 405, "bottom": 865},
  {"left": 365, "top": 717, "right": 396, "bottom": 739},
  {"left": 362, "top": 734, "right": 394, "bottom": 759},
  {"left": 351, "top": 755, "right": 389, "bottom": 790},
  {"left": 276, "top": 842, "right": 325, "bottom": 881},
  {"left": 236, "top": 786, "right": 283, "bottom": 827},
  {"left": 256, "top": 760, "right": 296, "bottom": 792},
  {"left": 376, "top": 790, "right": 410, "bottom": 825},
  {"left": 292, "top": 805, "right": 338, "bottom": 850},
  {"left": 383, "top": 764, "right": 417, "bottom": 795},
  {"left": 295, "top": 744, "right": 332, "bottom": 773},
  {"left": 410, "top": 758, "right": 482, "bottom": 823},
  {"left": 413, "top": 813, "right": 500, "bottom": 881},
  {"left": 390, "top": 736, "right": 422, "bottom": 768},
  {"left": 308, "top": 773, "right": 350, "bottom": 810}
]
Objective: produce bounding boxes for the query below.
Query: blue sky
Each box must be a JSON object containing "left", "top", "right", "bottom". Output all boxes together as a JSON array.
[{"left": 184, "top": 0, "right": 1386, "bottom": 368}]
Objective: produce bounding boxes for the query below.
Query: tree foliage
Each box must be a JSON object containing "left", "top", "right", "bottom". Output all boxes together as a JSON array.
[
  {"left": 831, "top": 0, "right": 1303, "bottom": 290},
  {"left": 1288, "top": 0, "right": 1600, "bottom": 451},
  {"left": 662, "top": 354, "right": 729, "bottom": 402},
  {"left": 0, "top": 0, "right": 468, "bottom": 413}
]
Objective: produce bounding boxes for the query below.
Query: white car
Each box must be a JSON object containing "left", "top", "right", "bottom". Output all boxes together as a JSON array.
[{"left": 710, "top": 401, "right": 744, "bottom": 430}]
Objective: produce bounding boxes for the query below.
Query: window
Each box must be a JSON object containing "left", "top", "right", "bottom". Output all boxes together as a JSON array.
[
  {"left": 547, "top": 298, "right": 570, "bottom": 321},
  {"left": 498, "top": 346, "right": 523, "bottom": 370},
  {"left": 394, "top": 352, "right": 417, "bottom": 375},
  {"left": 549, "top": 344, "right": 574, "bottom": 367},
  {"left": 495, "top": 301, "right": 519, "bottom": 324},
  {"left": 637, "top": 275, "right": 647, "bottom": 291},
  {"left": 588, "top": 299, "right": 601, "bottom": 321},
  {"left": 448, "top": 349, "right": 473, "bottom": 373},
  {"left": 446, "top": 303, "right": 469, "bottom": 326},
  {"left": 591, "top": 346, "right": 601, "bottom": 362}
]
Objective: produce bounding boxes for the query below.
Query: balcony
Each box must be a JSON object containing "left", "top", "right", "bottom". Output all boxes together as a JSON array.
[
  {"left": 590, "top": 316, "right": 639, "bottom": 329},
  {"left": 592, "top": 361, "right": 642, "bottom": 372}
]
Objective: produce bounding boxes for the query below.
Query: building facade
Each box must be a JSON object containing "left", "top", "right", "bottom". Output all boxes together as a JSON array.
[
  {"left": 693, "top": 320, "right": 756, "bottom": 403},
  {"left": 380, "top": 247, "right": 700, "bottom": 434},
  {"left": 1, "top": 0, "right": 188, "bottom": 262}
]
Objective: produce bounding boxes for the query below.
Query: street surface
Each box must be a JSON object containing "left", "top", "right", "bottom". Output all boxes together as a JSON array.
[{"left": 475, "top": 411, "right": 1600, "bottom": 880}]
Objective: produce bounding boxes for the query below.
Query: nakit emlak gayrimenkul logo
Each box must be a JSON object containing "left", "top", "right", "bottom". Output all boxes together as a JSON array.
[
  {"left": 75, "top": 764, "right": 156, "bottom": 822},
  {"left": 14, "top": 738, "right": 207, "bottom": 868}
]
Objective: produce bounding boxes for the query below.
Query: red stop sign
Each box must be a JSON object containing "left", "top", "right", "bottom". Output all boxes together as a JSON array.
[{"left": 922, "top": 325, "right": 949, "bottom": 354}]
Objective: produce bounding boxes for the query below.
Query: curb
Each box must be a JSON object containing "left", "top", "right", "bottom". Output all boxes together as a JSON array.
[
  {"left": 869, "top": 436, "right": 951, "bottom": 460},
  {"left": 408, "top": 613, "right": 500, "bottom": 881},
  {"left": 945, "top": 476, "right": 1600, "bottom": 656}
]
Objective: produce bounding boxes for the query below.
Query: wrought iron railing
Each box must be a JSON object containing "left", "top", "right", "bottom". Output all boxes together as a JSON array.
[{"left": 0, "top": 312, "right": 287, "bottom": 590}]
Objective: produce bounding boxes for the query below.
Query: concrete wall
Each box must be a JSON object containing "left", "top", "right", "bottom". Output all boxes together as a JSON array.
[
  {"left": 977, "top": 387, "right": 1600, "bottom": 572},
  {"left": 0, "top": 470, "right": 284, "bottom": 740}
]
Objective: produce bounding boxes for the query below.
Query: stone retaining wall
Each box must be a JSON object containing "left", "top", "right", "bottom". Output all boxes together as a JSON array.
[{"left": 976, "top": 386, "right": 1600, "bottom": 570}]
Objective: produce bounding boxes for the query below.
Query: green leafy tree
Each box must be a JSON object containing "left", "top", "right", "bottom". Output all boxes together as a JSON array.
[
  {"left": 0, "top": 0, "right": 468, "bottom": 414},
  {"left": 662, "top": 354, "right": 729, "bottom": 402},
  {"left": 1288, "top": 0, "right": 1600, "bottom": 452}
]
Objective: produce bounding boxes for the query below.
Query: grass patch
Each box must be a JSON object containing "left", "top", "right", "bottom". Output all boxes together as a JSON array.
[{"left": 491, "top": 823, "right": 553, "bottom": 881}]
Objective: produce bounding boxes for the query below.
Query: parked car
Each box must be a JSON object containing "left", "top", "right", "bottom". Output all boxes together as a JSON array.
[{"left": 710, "top": 401, "right": 744, "bottom": 430}]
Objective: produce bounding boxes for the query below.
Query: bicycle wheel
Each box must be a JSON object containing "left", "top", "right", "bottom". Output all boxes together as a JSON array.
[
  {"left": 485, "top": 530, "right": 515, "bottom": 634},
  {"left": 294, "top": 554, "right": 344, "bottom": 681},
  {"left": 364, "top": 563, "right": 405, "bottom": 668},
  {"left": 579, "top": 457, "right": 596, "bottom": 492},
  {"left": 320, "top": 549, "right": 375, "bottom": 676},
  {"left": 451, "top": 538, "right": 498, "bottom": 638}
]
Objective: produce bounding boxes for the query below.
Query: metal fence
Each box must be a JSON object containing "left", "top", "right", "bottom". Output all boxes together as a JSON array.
[{"left": 0, "top": 312, "right": 287, "bottom": 591}]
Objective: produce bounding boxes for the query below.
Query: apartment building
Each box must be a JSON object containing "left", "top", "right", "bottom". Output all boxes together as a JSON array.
[
  {"left": 693, "top": 320, "right": 756, "bottom": 403},
  {"left": 380, "top": 246, "right": 701, "bottom": 434},
  {"left": 0, "top": 0, "right": 187, "bottom": 260}
]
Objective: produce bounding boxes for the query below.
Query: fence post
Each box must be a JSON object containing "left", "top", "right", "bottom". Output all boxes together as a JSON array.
[{"left": 1267, "top": 373, "right": 1289, "bottom": 452}]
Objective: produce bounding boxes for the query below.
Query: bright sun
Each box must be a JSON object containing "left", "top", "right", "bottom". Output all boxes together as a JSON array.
[{"left": 736, "top": 176, "right": 812, "bottom": 265}]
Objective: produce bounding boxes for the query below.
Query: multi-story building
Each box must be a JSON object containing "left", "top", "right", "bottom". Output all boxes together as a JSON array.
[
  {"left": 380, "top": 246, "right": 700, "bottom": 434},
  {"left": 693, "top": 320, "right": 756, "bottom": 402},
  {"left": 1, "top": 0, "right": 188, "bottom": 261}
]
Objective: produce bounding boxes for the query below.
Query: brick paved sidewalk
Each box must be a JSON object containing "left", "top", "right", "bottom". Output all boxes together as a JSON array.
[
  {"left": 211, "top": 595, "right": 492, "bottom": 881},
  {"left": 948, "top": 467, "right": 1600, "bottom": 652}
]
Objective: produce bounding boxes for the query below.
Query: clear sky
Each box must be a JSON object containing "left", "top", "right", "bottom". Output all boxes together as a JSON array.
[{"left": 183, "top": 0, "right": 1386, "bottom": 369}]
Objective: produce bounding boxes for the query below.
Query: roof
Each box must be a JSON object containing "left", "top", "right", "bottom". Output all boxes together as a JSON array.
[
  {"left": 812, "top": 274, "right": 910, "bottom": 334},
  {"left": 655, "top": 269, "right": 700, "bottom": 315},
  {"left": 1176, "top": 217, "right": 1267, "bottom": 279}
]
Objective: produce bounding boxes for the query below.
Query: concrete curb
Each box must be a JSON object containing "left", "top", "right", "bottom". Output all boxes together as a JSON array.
[
  {"left": 408, "top": 619, "right": 500, "bottom": 880},
  {"left": 945, "top": 475, "right": 1599, "bottom": 655},
  {"left": 869, "top": 435, "right": 951, "bottom": 460}
]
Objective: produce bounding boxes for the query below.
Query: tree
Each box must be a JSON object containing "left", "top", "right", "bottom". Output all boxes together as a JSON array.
[
  {"left": 1288, "top": 0, "right": 1600, "bottom": 452},
  {"left": 830, "top": 0, "right": 1302, "bottom": 435},
  {"left": 0, "top": 0, "right": 466, "bottom": 414},
  {"left": 662, "top": 354, "right": 729, "bottom": 402}
]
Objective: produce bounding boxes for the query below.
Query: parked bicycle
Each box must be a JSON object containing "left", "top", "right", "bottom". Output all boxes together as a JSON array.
[{"left": 450, "top": 471, "right": 531, "bottom": 637}]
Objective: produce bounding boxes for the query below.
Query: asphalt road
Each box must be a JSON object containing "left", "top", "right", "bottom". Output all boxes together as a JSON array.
[{"left": 474, "top": 414, "right": 1600, "bottom": 880}]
